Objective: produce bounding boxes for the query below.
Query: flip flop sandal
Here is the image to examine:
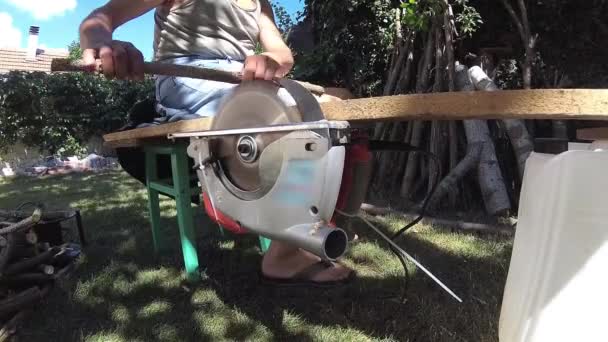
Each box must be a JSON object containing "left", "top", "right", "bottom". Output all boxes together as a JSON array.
[{"left": 259, "top": 260, "right": 356, "bottom": 288}]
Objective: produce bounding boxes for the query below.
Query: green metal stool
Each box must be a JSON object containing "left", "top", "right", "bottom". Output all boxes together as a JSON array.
[{"left": 144, "top": 142, "right": 271, "bottom": 282}]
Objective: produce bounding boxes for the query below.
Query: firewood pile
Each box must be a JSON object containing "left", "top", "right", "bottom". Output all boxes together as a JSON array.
[{"left": 0, "top": 204, "right": 84, "bottom": 341}]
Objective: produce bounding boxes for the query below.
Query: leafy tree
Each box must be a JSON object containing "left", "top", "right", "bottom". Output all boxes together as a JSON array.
[
  {"left": 270, "top": 0, "right": 296, "bottom": 37},
  {"left": 0, "top": 71, "right": 153, "bottom": 156},
  {"left": 293, "top": 0, "right": 396, "bottom": 96},
  {"left": 293, "top": 0, "right": 482, "bottom": 96},
  {"left": 67, "top": 40, "right": 83, "bottom": 61},
  {"left": 455, "top": 0, "right": 483, "bottom": 38}
]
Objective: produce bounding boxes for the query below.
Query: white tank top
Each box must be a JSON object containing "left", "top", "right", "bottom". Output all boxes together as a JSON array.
[{"left": 153, "top": 0, "right": 261, "bottom": 61}]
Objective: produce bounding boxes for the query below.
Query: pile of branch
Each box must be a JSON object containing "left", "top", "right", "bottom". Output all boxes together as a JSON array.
[
  {"left": 370, "top": 1, "right": 535, "bottom": 217},
  {"left": 0, "top": 208, "right": 82, "bottom": 341}
]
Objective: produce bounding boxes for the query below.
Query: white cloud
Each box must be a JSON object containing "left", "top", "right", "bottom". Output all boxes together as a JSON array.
[
  {"left": 4, "top": 0, "right": 77, "bottom": 20},
  {"left": 0, "top": 12, "right": 22, "bottom": 48}
]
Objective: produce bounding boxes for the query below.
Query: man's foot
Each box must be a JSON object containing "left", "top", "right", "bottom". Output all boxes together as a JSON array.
[{"left": 261, "top": 242, "right": 354, "bottom": 284}]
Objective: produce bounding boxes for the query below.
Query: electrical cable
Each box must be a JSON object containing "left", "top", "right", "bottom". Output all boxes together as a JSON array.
[
  {"left": 355, "top": 140, "right": 445, "bottom": 302},
  {"left": 336, "top": 209, "right": 462, "bottom": 303}
]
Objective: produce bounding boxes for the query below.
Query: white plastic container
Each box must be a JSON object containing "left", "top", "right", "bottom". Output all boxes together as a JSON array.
[{"left": 499, "top": 147, "right": 608, "bottom": 342}]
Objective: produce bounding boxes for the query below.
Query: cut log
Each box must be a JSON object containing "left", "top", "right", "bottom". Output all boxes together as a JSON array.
[
  {"left": 0, "top": 287, "right": 48, "bottom": 318},
  {"left": 0, "top": 309, "right": 26, "bottom": 342},
  {"left": 0, "top": 234, "right": 16, "bottom": 274},
  {"left": 456, "top": 64, "right": 511, "bottom": 215},
  {"left": 469, "top": 66, "right": 534, "bottom": 180},
  {"left": 0, "top": 209, "right": 42, "bottom": 235},
  {"left": 429, "top": 64, "right": 511, "bottom": 213},
  {"left": 429, "top": 142, "right": 482, "bottom": 209},
  {"left": 3, "top": 247, "right": 60, "bottom": 276},
  {"left": 0, "top": 209, "right": 76, "bottom": 222},
  {"left": 0, "top": 273, "right": 54, "bottom": 287}
]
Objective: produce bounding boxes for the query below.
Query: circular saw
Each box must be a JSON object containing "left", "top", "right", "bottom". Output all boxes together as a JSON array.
[{"left": 175, "top": 79, "right": 352, "bottom": 260}]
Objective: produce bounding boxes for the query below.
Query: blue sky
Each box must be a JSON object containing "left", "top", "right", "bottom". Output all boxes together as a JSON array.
[{"left": 0, "top": 0, "right": 303, "bottom": 60}]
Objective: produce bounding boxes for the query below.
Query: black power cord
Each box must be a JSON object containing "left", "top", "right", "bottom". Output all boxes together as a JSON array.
[{"left": 367, "top": 140, "right": 443, "bottom": 302}]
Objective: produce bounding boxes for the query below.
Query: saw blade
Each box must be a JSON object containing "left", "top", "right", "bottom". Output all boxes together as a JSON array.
[{"left": 210, "top": 81, "right": 302, "bottom": 192}]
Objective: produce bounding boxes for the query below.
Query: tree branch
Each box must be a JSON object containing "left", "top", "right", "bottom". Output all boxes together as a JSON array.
[
  {"left": 443, "top": 2, "right": 455, "bottom": 92},
  {"left": 517, "top": 0, "right": 530, "bottom": 39},
  {"left": 499, "top": 0, "right": 527, "bottom": 48}
]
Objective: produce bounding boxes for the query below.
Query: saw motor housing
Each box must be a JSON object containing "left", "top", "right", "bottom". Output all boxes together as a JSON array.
[
  {"left": 174, "top": 80, "right": 370, "bottom": 261},
  {"left": 188, "top": 121, "right": 351, "bottom": 260}
]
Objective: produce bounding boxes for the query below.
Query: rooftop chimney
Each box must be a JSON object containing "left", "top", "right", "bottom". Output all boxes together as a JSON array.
[{"left": 25, "top": 26, "right": 40, "bottom": 61}]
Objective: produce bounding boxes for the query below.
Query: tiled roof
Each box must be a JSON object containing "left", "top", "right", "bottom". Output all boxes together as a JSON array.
[{"left": 0, "top": 48, "right": 69, "bottom": 74}]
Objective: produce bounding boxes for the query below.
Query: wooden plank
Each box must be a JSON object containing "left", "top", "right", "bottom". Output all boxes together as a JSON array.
[
  {"left": 103, "top": 87, "right": 355, "bottom": 146},
  {"left": 319, "top": 89, "right": 608, "bottom": 122},
  {"left": 577, "top": 127, "right": 608, "bottom": 141},
  {"left": 104, "top": 89, "right": 608, "bottom": 144},
  {"left": 104, "top": 120, "right": 212, "bottom": 145},
  {"left": 103, "top": 137, "right": 184, "bottom": 149},
  {"left": 103, "top": 138, "right": 144, "bottom": 149}
]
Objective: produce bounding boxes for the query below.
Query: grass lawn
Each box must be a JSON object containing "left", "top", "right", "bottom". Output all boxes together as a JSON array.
[{"left": 0, "top": 170, "right": 513, "bottom": 342}]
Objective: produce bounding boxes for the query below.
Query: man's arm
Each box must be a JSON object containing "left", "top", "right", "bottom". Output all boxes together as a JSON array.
[
  {"left": 242, "top": 0, "right": 294, "bottom": 80},
  {"left": 258, "top": 0, "right": 294, "bottom": 75},
  {"left": 80, "top": 0, "right": 166, "bottom": 80}
]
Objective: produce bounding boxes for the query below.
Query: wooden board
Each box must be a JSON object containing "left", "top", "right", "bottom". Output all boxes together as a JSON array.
[
  {"left": 577, "top": 127, "right": 608, "bottom": 141},
  {"left": 104, "top": 89, "right": 608, "bottom": 146}
]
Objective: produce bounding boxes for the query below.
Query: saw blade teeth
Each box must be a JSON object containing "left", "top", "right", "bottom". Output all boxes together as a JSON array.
[{"left": 209, "top": 80, "right": 303, "bottom": 193}]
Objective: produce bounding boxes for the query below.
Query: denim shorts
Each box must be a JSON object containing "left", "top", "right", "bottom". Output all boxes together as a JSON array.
[{"left": 152, "top": 56, "right": 296, "bottom": 125}]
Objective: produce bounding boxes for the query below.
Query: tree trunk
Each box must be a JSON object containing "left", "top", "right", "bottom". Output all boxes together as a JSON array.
[
  {"left": 517, "top": 0, "right": 534, "bottom": 90},
  {"left": 401, "top": 121, "right": 425, "bottom": 199},
  {"left": 376, "top": 123, "right": 405, "bottom": 194},
  {"left": 456, "top": 64, "right": 511, "bottom": 215},
  {"left": 429, "top": 142, "right": 482, "bottom": 209},
  {"left": 552, "top": 120, "right": 569, "bottom": 139},
  {"left": 400, "top": 27, "right": 435, "bottom": 198},
  {"left": 469, "top": 66, "right": 534, "bottom": 180},
  {"left": 428, "top": 26, "right": 445, "bottom": 195},
  {"left": 384, "top": 9, "right": 405, "bottom": 96},
  {"left": 394, "top": 37, "right": 415, "bottom": 94},
  {"left": 443, "top": 5, "right": 458, "bottom": 207},
  {"left": 443, "top": 2, "right": 456, "bottom": 92},
  {"left": 500, "top": 0, "right": 536, "bottom": 89}
]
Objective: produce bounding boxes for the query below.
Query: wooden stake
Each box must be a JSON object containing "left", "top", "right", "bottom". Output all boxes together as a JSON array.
[{"left": 50, "top": 58, "right": 326, "bottom": 95}]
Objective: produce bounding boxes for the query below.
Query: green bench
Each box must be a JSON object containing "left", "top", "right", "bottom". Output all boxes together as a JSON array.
[{"left": 143, "top": 142, "right": 271, "bottom": 282}]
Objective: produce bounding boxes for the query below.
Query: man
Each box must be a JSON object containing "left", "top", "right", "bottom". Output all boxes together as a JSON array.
[{"left": 79, "top": 0, "right": 354, "bottom": 286}]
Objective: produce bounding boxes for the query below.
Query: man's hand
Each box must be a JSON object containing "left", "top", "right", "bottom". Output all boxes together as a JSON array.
[
  {"left": 79, "top": 0, "right": 163, "bottom": 80},
  {"left": 242, "top": 53, "right": 290, "bottom": 81},
  {"left": 244, "top": 0, "right": 294, "bottom": 81},
  {"left": 82, "top": 41, "right": 145, "bottom": 80}
]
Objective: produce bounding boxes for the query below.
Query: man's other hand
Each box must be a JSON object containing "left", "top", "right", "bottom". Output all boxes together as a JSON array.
[{"left": 82, "top": 40, "right": 145, "bottom": 81}]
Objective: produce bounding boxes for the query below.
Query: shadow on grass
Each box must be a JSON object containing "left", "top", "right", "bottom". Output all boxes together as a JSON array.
[
  {"left": 0, "top": 171, "right": 513, "bottom": 342},
  {"left": 206, "top": 217, "right": 513, "bottom": 342}
]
